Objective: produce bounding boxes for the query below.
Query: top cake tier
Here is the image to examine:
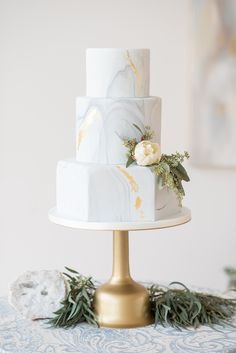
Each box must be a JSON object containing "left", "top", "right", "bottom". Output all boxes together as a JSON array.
[{"left": 86, "top": 48, "right": 150, "bottom": 98}]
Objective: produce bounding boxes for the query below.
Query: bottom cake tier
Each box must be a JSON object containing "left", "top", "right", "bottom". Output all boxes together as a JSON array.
[{"left": 56, "top": 160, "right": 180, "bottom": 222}]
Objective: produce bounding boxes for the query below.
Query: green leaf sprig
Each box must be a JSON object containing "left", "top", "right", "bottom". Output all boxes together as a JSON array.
[
  {"left": 49, "top": 268, "right": 236, "bottom": 330},
  {"left": 149, "top": 282, "right": 236, "bottom": 330},
  {"left": 151, "top": 152, "right": 190, "bottom": 205},
  {"left": 48, "top": 267, "right": 98, "bottom": 328}
]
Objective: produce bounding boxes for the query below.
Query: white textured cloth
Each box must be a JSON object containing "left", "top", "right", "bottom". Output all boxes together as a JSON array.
[{"left": 0, "top": 296, "right": 236, "bottom": 353}]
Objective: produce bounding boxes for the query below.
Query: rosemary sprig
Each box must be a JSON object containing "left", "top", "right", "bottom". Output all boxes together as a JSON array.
[
  {"left": 48, "top": 267, "right": 98, "bottom": 328},
  {"left": 149, "top": 282, "right": 236, "bottom": 330}
]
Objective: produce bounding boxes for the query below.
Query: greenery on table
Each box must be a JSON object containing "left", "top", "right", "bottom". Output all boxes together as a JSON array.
[
  {"left": 49, "top": 268, "right": 236, "bottom": 330},
  {"left": 225, "top": 267, "right": 236, "bottom": 289},
  {"left": 149, "top": 282, "right": 236, "bottom": 329},
  {"left": 48, "top": 267, "right": 97, "bottom": 328}
]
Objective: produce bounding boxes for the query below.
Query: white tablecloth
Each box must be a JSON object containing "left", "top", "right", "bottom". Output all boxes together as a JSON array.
[{"left": 0, "top": 297, "right": 236, "bottom": 353}]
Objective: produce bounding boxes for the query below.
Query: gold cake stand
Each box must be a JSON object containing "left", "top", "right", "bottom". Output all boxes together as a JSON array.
[{"left": 48, "top": 207, "right": 191, "bottom": 328}]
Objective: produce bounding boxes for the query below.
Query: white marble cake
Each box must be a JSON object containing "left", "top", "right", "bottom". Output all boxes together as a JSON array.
[
  {"left": 86, "top": 48, "right": 150, "bottom": 97},
  {"left": 57, "top": 160, "right": 179, "bottom": 222},
  {"left": 55, "top": 48, "right": 180, "bottom": 222},
  {"left": 76, "top": 96, "right": 161, "bottom": 164}
]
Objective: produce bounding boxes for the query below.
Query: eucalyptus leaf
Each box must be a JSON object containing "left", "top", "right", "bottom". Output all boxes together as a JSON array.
[
  {"left": 171, "top": 167, "right": 185, "bottom": 181},
  {"left": 126, "top": 156, "right": 135, "bottom": 168},
  {"left": 65, "top": 267, "right": 79, "bottom": 274},
  {"left": 133, "top": 123, "right": 144, "bottom": 136},
  {"left": 176, "top": 163, "right": 190, "bottom": 182},
  {"left": 169, "top": 282, "right": 190, "bottom": 291}
]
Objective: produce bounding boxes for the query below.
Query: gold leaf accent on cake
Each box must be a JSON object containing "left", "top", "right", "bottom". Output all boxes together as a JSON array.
[
  {"left": 117, "top": 166, "right": 145, "bottom": 218},
  {"left": 126, "top": 50, "right": 141, "bottom": 96},
  {"left": 135, "top": 196, "right": 142, "bottom": 209},
  {"left": 116, "top": 166, "right": 139, "bottom": 192},
  {"left": 77, "top": 107, "right": 101, "bottom": 150}
]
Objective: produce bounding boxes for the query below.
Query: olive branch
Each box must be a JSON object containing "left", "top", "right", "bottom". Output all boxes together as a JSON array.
[
  {"left": 149, "top": 282, "right": 236, "bottom": 329},
  {"left": 48, "top": 267, "right": 98, "bottom": 328},
  {"left": 49, "top": 268, "right": 236, "bottom": 330}
]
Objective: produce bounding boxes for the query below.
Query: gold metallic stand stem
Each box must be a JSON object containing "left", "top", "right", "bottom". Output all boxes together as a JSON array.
[
  {"left": 111, "top": 230, "right": 130, "bottom": 282},
  {"left": 94, "top": 230, "right": 154, "bottom": 328}
]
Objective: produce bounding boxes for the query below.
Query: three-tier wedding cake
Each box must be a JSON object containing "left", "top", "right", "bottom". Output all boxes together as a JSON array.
[{"left": 56, "top": 48, "right": 180, "bottom": 222}]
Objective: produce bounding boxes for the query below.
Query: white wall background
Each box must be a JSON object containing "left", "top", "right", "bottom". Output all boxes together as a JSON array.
[{"left": 1, "top": 0, "right": 236, "bottom": 296}]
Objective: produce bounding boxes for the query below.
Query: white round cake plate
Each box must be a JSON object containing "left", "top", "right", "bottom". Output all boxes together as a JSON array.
[
  {"left": 48, "top": 206, "right": 191, "bottom": 328},
  {"left": 48, "top": 206, "right": 191, "bottom": 231}
]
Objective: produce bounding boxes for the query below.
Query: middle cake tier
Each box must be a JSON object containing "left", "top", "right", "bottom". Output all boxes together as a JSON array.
[{"left": 76, "top": 96, "right": 161, "bottom": 165}]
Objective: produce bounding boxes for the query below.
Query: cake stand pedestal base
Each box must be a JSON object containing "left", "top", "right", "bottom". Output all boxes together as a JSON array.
[
  {"left": 94, "top": 230, "right": 153, "bottom": 328},
  {"left": 48, "top": 207, "right": 191, "bottom": 329}
]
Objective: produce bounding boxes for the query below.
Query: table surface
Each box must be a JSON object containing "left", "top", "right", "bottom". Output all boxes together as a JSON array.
[{"left": 0, "top": 297, "right": 236, "bottom": 353}]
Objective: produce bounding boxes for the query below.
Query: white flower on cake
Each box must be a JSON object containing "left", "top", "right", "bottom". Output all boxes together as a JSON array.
[{"left": 134, "top": 140, "right": 161, "bottom": 166}]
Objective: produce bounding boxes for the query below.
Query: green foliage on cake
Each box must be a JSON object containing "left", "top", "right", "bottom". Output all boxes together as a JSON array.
[{"left": 123, "top": 124, "right": 190, "bottom": 205}]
